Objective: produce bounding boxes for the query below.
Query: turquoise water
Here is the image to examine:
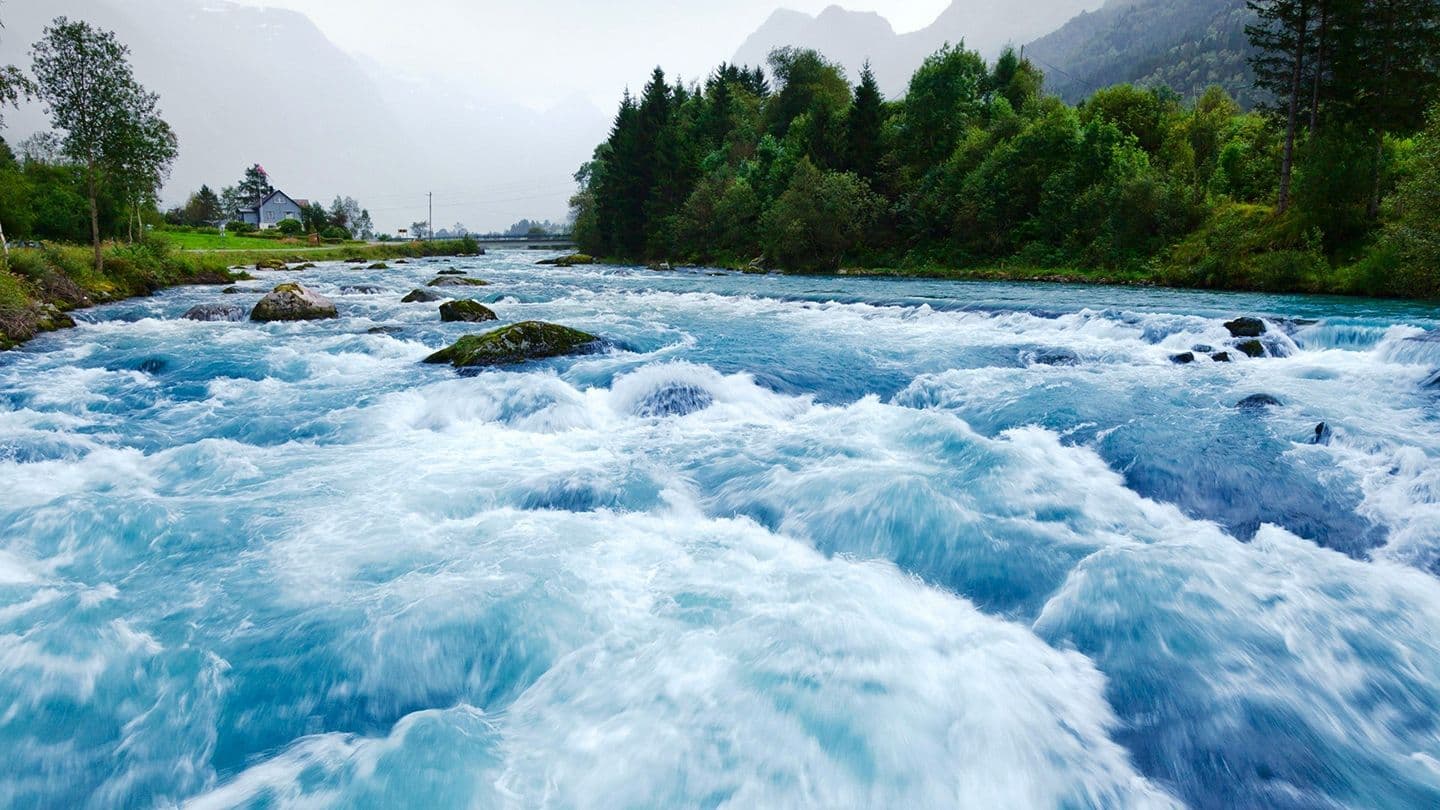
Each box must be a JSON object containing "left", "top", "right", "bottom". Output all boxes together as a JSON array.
[{"left": 3, "top": 252, "right": 1440, "bottom": 808}]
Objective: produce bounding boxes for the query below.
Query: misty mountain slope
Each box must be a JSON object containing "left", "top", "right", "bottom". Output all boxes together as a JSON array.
[
  {"left": 1024, "top": 0, "right": 1258, "bottom": 106},
  {"left": 733, "top": 0, "right": 1100, "bottom": 96},
  {"left": 3, "top": 0, "right": 412, "bottom": 207},
  {"left": 2, "top": 0, "right": 603, "bottom": 229}
]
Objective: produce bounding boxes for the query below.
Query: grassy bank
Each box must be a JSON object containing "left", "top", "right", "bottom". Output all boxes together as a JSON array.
[{"left": 0, "top": 238, "right": 482, "bottom": 349}]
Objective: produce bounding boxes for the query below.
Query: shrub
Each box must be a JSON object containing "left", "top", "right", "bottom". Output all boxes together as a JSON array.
[
  {"left": 761, "top": 158, "right": 880, "bottom": 272},
  {"left": 320, "top": 225, "right": 351, "bottom": 240},
  {"left": 275, "top": 218, "right": 304, "bottom": 236},
  {"left": 1159, "top": 203, "right": 1329, "bottom": 292},
  {"left": 227, "top": 221, "right": 258, "bottom": 235}
]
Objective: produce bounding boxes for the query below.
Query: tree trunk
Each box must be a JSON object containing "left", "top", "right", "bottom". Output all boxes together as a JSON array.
[
  {"left": 87, "top": 165, "right": 103, "bottom": 272},
  {"left": 1309, "top": 2, "right": 1328, "bottom": 133},
  {"left": 1369, "top": 131, "right": 1385, "bottom": 219},
  {"left": 0, "top": 217, "right": 8, "bottom": 262},
  {"left": 1278, "top": 22, "right": 1307, "bottom": 213}
]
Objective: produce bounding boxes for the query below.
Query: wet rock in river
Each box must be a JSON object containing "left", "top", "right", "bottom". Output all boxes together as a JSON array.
[
  {"left": 250, "top": 283, "right": 338, "bottom": 322},
  {"left": 439, "top": 299, "right": 498, "bottom": 323},
  {"left": 1225, "top": 317, "right": 1268, "bottom": 338},
  {"left": 401, "top": 288, "right": 443, "bottom": 303},
  {"left": 1235, "top": 393, "right": 1284, "bottom": 410},
  {"left": 424, "top": 321, "right": 600, "bottom": 368},
  {"left": 183, "top": 303, "right": 248, "bottom": 322}
]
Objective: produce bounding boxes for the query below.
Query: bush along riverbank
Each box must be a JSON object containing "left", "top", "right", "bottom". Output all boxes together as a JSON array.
[{"left": 0, "top": 237, "right": 484, "bottom": 349}]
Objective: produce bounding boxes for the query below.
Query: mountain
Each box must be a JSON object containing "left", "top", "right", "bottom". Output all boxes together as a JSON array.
[
  {"left": 733, "top": 1, "right": 1102, "bottom": 96},
  {"left": 1, "top": 0, "right": 604, "bottom": 230},
  {"left": 1023, "top": 0, "right": 1258, "bottom": 106}
]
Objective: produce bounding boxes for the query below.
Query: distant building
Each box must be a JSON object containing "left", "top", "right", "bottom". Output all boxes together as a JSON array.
[{"left": 235, "top": 190, "right": 306, "bottom": 229}]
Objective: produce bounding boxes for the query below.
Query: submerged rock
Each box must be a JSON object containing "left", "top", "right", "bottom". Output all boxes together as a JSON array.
[
  {"left": 439, "top": 299, "right": 498, "bottom": 323},
  {"left": 1170, "top": 352, "right": 1196, "bottom": 365},
  {"left": 1313, "top": 422, "right": 1333, "bottom": 445},
  {"left": 1212, "top": 352, "right": 1233, "bottom": 363},
  {"left": 340, "top": 284, "right": 385, "bottom": 294},
  {"left": 1236, "top": 339, "right": 1266, "bottom": 358},
  {"left": 1030, "top": 348, "right": 1081, "bottom": 367},
  {"left": 1192, "top": 345, "right": 1215, "bottom": 354},
  {"left": 1225, "top": 317, "right": 1268, "bottom": 338},
  {"left": 436, "top": 269, "right": 467, "bottom": 276},
  {"left": 367, "top": 262, "right": 389, "bottom": 270},
  {"left": 137, "top": 358, "right": 168, "bottom": 375},
  {"left": 427, "top": 276, "right": 489, "bottom": 287},
  {"left": 1235, "top": 393, "right": 1284, "bottom": 410},
  {"left": 401, "top": 288, "right": 443, "bottom": 303},
  {"left": 423, "top": 321, "right": 600, "bottom": 367},
  {"left": 221, "top": 286, "right": 264, "bottom": 295},
  {"left": 634, "top": 383, "right": 714, "bottom": 417},
  {"left": 183, "top": 303, "right": 248, "bottom": 322},
  {"left": 366, "top": 325, "right": 405, "bottom": 336},
  {"left": 250, "top": 283, "right": 338, "bottom": 322}
]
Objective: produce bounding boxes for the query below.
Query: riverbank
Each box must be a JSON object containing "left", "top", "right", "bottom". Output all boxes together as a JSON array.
[{"left": 0, "top": 239, "right": 481, "bottom": 349}]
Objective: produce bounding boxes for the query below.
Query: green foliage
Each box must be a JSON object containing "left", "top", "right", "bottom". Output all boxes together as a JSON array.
[
  {"left": 1160, "top": 203, "right": 1328, "bottom": 290},
  {"left": 760, "top": 158, "right": 879, "bottom": 273},
  {"left": 575, "top": 32, "right": 1436, "bottom": 294},
  {"left": 275, "top": 218, "right": 304, "bottom": 236},
  {"left": 1382, "top": 104, "right": 1440, "bottom": 297}
]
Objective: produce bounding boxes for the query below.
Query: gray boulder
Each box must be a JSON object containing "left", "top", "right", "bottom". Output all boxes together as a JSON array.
[
  {"left": 1225, "top": 317, "right": 1268, "bottom": 338},
  {"left": 250, "top": 283, "right": 338, "bottom": 322},
  {"left": 341, "top": 284, "right": 385, "bottom": 294},
  {"left": 401, "top": 288, "right": 444, "bottom": 303},
  {"left": 183, "top": 303, "right": 248, "bottom": 322}
]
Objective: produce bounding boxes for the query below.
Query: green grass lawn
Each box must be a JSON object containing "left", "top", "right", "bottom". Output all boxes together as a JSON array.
[{"left": 151, "top": 230, "right": 365, "bottom": 251}]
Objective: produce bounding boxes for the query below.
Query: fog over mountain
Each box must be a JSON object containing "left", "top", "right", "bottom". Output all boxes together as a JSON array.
[
  {"left": 1, "top": 0, "right": 608, "bottom": 232},
  {"left": 735, "top": 0, "right": 1102, "bottom": 95}
]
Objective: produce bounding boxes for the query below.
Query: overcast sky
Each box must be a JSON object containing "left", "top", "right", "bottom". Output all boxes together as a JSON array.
[{"left": 229, "top": 0, "right": 953, "bottom": 108}]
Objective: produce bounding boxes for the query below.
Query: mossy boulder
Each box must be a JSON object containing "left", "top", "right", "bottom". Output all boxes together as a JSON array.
[
  {"left": 439, "top": 299, "right": 498, "bottom": 323},
  {"left": 255, "top": 257, "right": 287, "bottom": 270},
  {"left": 401, "top": 288, "right": 444, "bottom": 303},
  {"left": 367, "top": 262, "right": 389, "bottom": 270},
  {"left": 250, "top": 282, "right": 338, "bottom": 322},
  {"left": 424, "top": 321, "right": 600, "bottom": 367},
  {"left": 427, "top": 276, "right": 489, "bottom": 287},
  {"left": 538, "top": 253, "right": 594, "bottom": 267}
]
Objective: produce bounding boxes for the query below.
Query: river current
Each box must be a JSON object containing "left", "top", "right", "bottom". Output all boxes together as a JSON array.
[{"left": 3, "top": 252, "right": 1440, "bottom": 808}]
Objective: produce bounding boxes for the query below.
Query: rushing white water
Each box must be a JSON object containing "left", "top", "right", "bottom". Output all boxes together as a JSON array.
[{"left": 2, "top": 252, "right": 1439, "bottom": 808}]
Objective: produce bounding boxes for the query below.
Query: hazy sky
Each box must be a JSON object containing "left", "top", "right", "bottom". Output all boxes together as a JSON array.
[{"left": 230, "top": 0, "right": 953, "bottom": 108}]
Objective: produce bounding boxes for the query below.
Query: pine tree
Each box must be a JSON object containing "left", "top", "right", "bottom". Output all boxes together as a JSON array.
[
  {"left": 846, "top": 62, "right": 884, "bottom": 179},
  {"left": 1247, "top": 0, "right": 1315, "bottom": 213}
]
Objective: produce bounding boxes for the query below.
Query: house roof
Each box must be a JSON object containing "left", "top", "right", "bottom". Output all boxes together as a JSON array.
[{"left": 242, "top": 189, "right": 301, "bottom": 212}]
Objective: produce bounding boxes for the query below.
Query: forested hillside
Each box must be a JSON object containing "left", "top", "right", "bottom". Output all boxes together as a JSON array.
[
  {"left": 571, "top": 1, "right": 1440, "bottom": 299},
  {"left": 1025, "top": 0, "right": 1258, "bottom": 106}
]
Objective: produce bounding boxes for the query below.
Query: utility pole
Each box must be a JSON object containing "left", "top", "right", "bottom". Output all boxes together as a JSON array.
[{"left": 428, "top": 192, "right": 433, "bottom": 241}]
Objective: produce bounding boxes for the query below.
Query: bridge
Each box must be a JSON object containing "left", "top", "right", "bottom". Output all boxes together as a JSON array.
[{"left": 470, "top": 235, "right": 577, "bottom": 250}]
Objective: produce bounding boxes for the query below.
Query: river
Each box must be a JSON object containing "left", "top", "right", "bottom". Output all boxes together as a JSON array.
[{"left": 3, "top": 252, "right": 1440, "bottom": 808}]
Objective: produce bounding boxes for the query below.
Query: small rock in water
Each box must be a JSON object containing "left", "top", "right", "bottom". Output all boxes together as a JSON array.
[
  {"left": 1211, "top": 352, "right": 1233, "bottom": 363},
  {"left": 436, "top": 269, "right": 467, "bottom": 276},
  {"left": 1030, "top": 348, "right": 1080, "bottom": 366},
  {"left": 343, "top": 257, "right": 366, "bottom": 264},
  {"left": 367, "top": 262, "right": 389, "bottom": 270},
  {"left": 366, "top": 325, "right": 405, "bottom": 336},
  {"left": 1225, "top": 317, "right": 1268, "bottom": 338},
  {"left": 1192, "top": 345, "right": 1214, "bottom": 354},
  {"left": 221, "top": 286, "right": 263, "bottom": 295},
  {"left": 1170, "top": 352, "right": 1196, "bottom": 365},
  {"left": 401, "top": 288, "right": 444, "bottom": 303},
  {"left": 183, "top": 303, "right": 248, "bottom": 322},
  {"left": 634, "top": 383, "right": 714, "bottom": 417},
  {"left": 1235, "top": 393, "right": 1284, "bottom": 410},
  {"left": 439, "top": 299, "right": 498, "bottom": 323},
  {"left": 250, "top": 283, "right": 338, "bottom": 322},
  {"left": 423, "top": 321, "right": 600, "bottom": 367},
  {"left": 1236, "top": 340, "right": 1266, "bottom": 358},
  {"left": 255, "top": 257, "right": 287, "bottom": 270},
  {"left": 341, "top": 284, "right": 385, "bottom": 294},
  {"left": 137, "top": 358, "right": 168, "bottom": 375},
  {"left": 1312, "top": 422, "right": 1333, "bottom": 445}
]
